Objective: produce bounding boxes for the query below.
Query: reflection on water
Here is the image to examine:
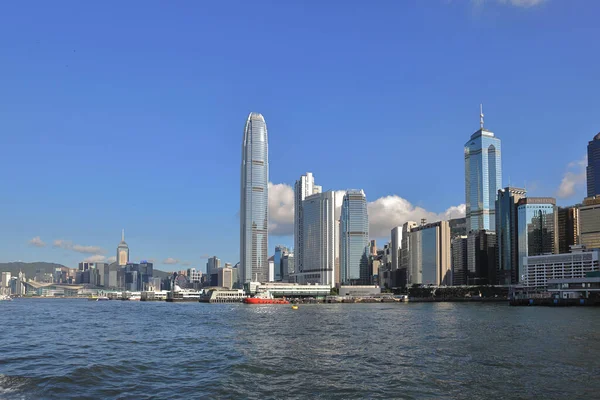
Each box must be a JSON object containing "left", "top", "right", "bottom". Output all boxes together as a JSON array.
[{"left": 0, "top": 300, "right": 599, "bottom": 399}]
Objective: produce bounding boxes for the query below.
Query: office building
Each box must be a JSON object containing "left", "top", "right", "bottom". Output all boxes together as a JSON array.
[
  {"left": 282, "top": 252, "right": 294, "bottom": 282},
  {"left": 240, "top": 112, "right": 269, "bottom": 283},
  {"left": 579, "top": 196, "right": 600, "bottom": 250},
  {"left": 496, "top": 187, "right": 526, "bottom": 285},
  {"left": 517, "top": 197, "right": 559, "bottom": 281},
  {"left": 401, "top": 221, "right": 418, "bottom": 284},
  {"left": 294, "top": 173, "right": 322, "bottom": 273},
  {"left": 206, "top": 256, "right": 221, "bottom": 286},
  {"left": 274, "top": 245, "right": 289, "bottom": 282},
  {"left": 218, "top": 267, "right": 234, "bottom": 289},
  {"left": 467, "top": 230, "right": 497, "bottom": 285},
  {"left": 340, "top": 190, "right": 370, "bottom": 285},
  {"left": 1, "top": 272, "right": 11, "bottom": 288},
  {"left": 370, "top": 240, "right": 377, "bottom": 256},
  {"left": 409, "top": 221, "right": 452, "bottom": 286},
  {"left": 449, "top": 217, "right": 467, "bottom": 238},
  {"left": 117, "top": 229, "right": 129, "bottom": 266},
  {"left": 587, "top": 133, "right": 600, "bottom": 197},
  {"left": 390, "top": 227, "right": 401, "bottom": 271},
  {"left": 187, "top": 268, "right": 202, "bottom": 283},
  {"left": 451, "top": 235, "right": 468, "bottom": 286},
  {"left": 523, "top": 247, "right": 600, "bottom": 290},
  {"left": 464, "top": 106, "right": 502, "bottom": 232},
  {"left": 268, "top": 256, "right": 274, "bottom": 282},
  {"left": 558, "top": 206, "right": 579, "bottom": 254},
  {"left": 298, "top": 191, "right": 337, "bottom": 286}
]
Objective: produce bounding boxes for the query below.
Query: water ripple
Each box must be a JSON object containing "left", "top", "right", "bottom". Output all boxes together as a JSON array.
[{"left": 0, "top": 300, "right": 599, "bottom": 399}]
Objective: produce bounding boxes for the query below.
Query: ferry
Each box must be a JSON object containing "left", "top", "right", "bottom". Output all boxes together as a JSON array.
[{"left": 243, "top": 291, "right": 289, "bottom": 305}]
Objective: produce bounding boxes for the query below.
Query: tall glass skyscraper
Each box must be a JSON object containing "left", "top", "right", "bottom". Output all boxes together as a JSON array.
[
  {"left": 240, "top": 112, "right": 269, "bottom": 283},
  {"left": 517, "top": 197, "right": 559, "bottom": 281},
  {"left": 495, "top": 187, "right": 526, "bottom": 285},
  {"left": 340, "top": 190, "right": 369, "bottom": 285},
  {"left": 587, "top": 133, "right": 600, "bottom": 197},
  {"left": 464, "top": 107, "right": 502, "bottom": 232}
]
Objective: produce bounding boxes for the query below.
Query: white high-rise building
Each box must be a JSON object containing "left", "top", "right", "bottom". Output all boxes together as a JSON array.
[
  {"left": 294, "top": 173, "right": 322, "bottom": 274},
  {"left": 298, "top": 191, "right": 337, "bottom": 287},
  {"left": 1, "top": 272, "right": 11, "bottom": 288}
]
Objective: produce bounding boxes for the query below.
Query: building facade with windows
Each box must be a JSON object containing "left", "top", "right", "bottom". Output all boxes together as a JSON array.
[
  {"left": 586, "top": 133, "right": 600, "bottom": 197},
  {"left": 496, "top": 187, "right": 526, "bottom": 285},
  {"left": 579, "top": 196, "right": 600, "bottom": 250},
  {"left": 298, "top": 191, "right": 337, "bottom": 287},
  {"left": 522, "top": 247, "right": 600, "bottom": 290},
  {"left": 464, "top": 108, "right": 502, "bottom": 232},
  {"left": 340, "top": 190, "right": 369, "bottom": 285},
  {"left": 409, "top": 221, "right": 452, "bottom": 286},
  {"left": 240, "top": 112, "right": 269, "bottom": 283},
  {"left": 294, "top": 172, "right": 322, "bottom": 275},
  {"left": 517, "top": 197, "right": 559, "bottom": 281}
]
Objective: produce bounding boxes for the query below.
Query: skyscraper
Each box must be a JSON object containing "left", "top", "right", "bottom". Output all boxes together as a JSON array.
[
  {"left": 117, "top": 229, "right": 129, "bottom": 266},
  {"left": 274, "top": 245, "right": 289, "bottom": 281},
  {"left": 464, "top": 106, "right": 502, "bottom": 232},
  {"left": 587, "top": 133, "right": 600, "bottom": 198},
  {"left": 390, "top": 227, "right": 401, "bottom": 271},
  {"left": 300, "top": 191, "right": 337, "bottom": 286},
  {"left": 496, "top": 187, "right": 526, "bottom": 285},
  {"left": 451, "top": 235, "right": 468, "bottom": 285},
  {"left": 517, "top": 197, "right": 559, "bottom": 281},
  {"left": 557, "top": 206, "right": 579, "bottom": 254},
  {"left": 401, "top": 221, "right": 418, "bottom": 284},
  {"left": 294, "top": 173, "right": 322, "bottom": 273},
  {"left": 240, "top": 112, "right": 269, "bottom": 283},
  {"left": 340, "top": 190, "right": 369, "bottom": 285},
  {"left": 409, "top": 221, "right": 452, "bottom": 286}
]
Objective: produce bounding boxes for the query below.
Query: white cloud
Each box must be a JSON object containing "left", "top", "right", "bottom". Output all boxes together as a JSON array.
[
  {"left": 266, "top": 183, "right": 465, "bottom": 239},
  {"left": 29, "top": 236, "right": 46, "bottom": 247},
  {"left": 557, "top": 156, "right": 586, "bottom": 199},
  {"left": 163, "top": 258, "right": 179, "bottom": 265},
  {"left": 83, "top": 255, "right": 107, "bottom": 263},
  {"left": 107, "top": 256, "right": 117, "bottom": 263},
  {"left": 268, "top": 182, "right": 295, "bottom": 236},
  {"left": 368, "top": 196, "right": 465, "bottom": 238},
  {"left": 53, "top": 239, "right": 105, "bottom": 254},
  {"left": 72, "top": 244, "right": 104, "bottom": 254},
  {"left": 472, "top": 0, "right": 547, "bottom": 7}
]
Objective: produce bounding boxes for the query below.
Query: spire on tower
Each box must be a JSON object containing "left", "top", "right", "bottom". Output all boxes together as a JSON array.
[
  {"left": 480, "top": 104, "right": 484, "bottom": 129},
  {"left": 122, "top": 229, "right": 125, "bottom": 242}
]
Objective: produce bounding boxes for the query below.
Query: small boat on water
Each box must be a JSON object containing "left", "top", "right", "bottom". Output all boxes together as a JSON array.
[
  {"left": 243, "top": 291, "right": 289, "bottom": 305},
  {"left": 291, "top": 305, "right": 299, "bottom": 310},
  {"left": 0, "top": 294, "right": 12, "bottom": 301},
  {"left": 96, "top": 296, "right": 109, "bottom": 301}
]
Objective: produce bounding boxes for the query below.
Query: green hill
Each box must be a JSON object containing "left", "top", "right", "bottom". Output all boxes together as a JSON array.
[
  {"left": 0, "top": 262, "right": 67, "bottom": 277},
  {"left": 0, "top": 262, "right": 171, "bottom": 279}
]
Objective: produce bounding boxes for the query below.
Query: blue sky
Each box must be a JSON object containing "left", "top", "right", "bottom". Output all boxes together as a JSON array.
[{"left": 0, "top": 0, "right": 597, "bottom": 271}]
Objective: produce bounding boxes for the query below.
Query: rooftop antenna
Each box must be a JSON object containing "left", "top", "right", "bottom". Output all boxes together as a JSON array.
[
  {"left": 122, "top": 229, "right": 125, "bottom": 241},
  {"left": 480, "top": 104, "right": 484, "bottom": 130}
]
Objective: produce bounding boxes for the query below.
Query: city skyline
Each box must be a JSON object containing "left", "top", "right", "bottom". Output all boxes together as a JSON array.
[{"left": 1, "top": 1, "right": 598, "bottom": 270}]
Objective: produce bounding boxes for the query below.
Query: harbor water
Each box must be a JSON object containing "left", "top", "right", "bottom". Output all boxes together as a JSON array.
[{"left": 0, "top": 299, "right": 598, "bottom": 399}]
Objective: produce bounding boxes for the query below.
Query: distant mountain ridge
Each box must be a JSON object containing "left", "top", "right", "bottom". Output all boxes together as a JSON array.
[{"left": 0, "top": 262, "right": 171, "bottom": 280}]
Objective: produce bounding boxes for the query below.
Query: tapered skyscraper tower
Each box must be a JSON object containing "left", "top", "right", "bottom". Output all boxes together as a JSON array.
[
  {"left": 464, "top": 105, "right": 502, "bottom": 232},
  {"left": 240, "top": 112, "right": 269, "bottom": 283}
]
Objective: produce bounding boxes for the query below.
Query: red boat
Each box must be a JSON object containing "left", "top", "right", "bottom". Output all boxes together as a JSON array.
[{"left": 243, "top": 292, "right": 290, "bottom": 305}]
